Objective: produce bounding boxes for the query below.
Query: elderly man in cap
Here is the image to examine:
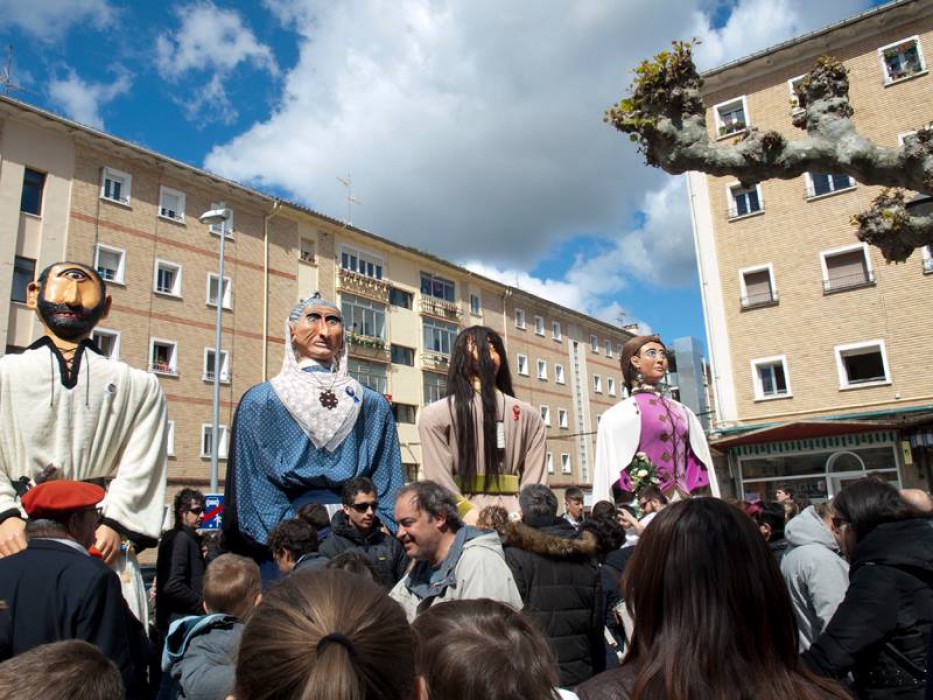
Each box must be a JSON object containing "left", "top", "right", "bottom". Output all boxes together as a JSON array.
[
  {"left": 0, "top": 480, "right": 141, "bottom": 696},
  {"left": 224, "top": 293, "right": 404, "bottom": 580}
]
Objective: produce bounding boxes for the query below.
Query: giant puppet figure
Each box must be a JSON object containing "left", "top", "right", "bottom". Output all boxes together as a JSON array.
[
  {"left": 418, "top": 325, "right": 547, "bottom": 524},
  {"left": 0, "top": 261, "right": 168, "bottom": 620},
  {"left": 224, "top": 293, "right": 404, "bottom": 575},
  {"left": 593, "top": 335, "right": 719, "bottom": 504}
]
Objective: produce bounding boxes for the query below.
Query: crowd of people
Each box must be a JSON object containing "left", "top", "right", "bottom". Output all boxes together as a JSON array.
[{"left": 0, "top": 264, "right": 932, "bottom": 699}]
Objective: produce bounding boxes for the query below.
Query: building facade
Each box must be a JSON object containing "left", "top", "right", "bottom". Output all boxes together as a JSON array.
[
  {"left": 0, "top": 96, "right": 632, "bottom": 506},
  {"left": 688, "top": 0, "right": 933, "bottom": 501}
]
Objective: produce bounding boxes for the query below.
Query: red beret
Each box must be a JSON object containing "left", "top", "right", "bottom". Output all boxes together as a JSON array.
[{"left": 22, "top": 481, "right": 105, "bottom": 521}]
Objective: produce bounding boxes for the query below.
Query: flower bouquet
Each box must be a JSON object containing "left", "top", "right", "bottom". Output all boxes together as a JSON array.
[{"left": 624, "top": 452, "right": 660, "bottom": 493}]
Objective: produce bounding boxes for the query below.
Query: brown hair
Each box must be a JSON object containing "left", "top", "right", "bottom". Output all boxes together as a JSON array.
[
  {"left": 412, "top": 599, "right": 560, "bottom": 700},
  {"left": 622, "top": 498, "right": 850, "bottom": 700},
  {"left": 236, "top": 569, "right": 414, "bottom": 700},
  {"left": 620, "top": 335, "right": 665, "bottom": 391},
  {"left": 0, "top": 640, "right": 123, "bottom": 700},
  {"left": 476, "top": 505, "right": 509, "bottom": 534},
  {"left": 203, "top": 553, "right": 261, "bottom": 620}
]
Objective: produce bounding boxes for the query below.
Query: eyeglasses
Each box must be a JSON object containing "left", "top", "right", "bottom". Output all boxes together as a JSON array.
[
  {"left": 638, "top": 500, "right": 649, "bottom": 509},
  {"left": 349, "top": 501, "right": 378, "bottom": 513},
  {"left": 831, "top": 516, "right": 848, "bottom": 530},
  {"left": 188, "top": 507, "right": 204, "bottom": 516}
]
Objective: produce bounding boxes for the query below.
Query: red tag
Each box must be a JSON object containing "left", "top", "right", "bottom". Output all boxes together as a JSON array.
[{"left": 513, "top": 405, "right": 521, "bottom": 421}]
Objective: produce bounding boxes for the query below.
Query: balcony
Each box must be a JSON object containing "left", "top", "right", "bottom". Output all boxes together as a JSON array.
[
  {"left": 149, "top": 362, "right": 178, "bottom": 377},
  {"left": 338, "top": 268, "right": 389, "bottom": 302},
  {"left": 346, "top": 333, "right": 390, "bottom": 362},
  {"left": 421, "top": 351, "right": 451, "bottom": 371},
  {"left": 419, "top": 297, "right": 462, "bottom": 320},
  {"left": 740, "top": 290, "right": 779, "bottom": 310},
  {"left": 822, "top": 271, "right": 875, "bottom": 294}
]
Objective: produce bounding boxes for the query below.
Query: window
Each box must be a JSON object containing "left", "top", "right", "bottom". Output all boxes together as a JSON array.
[
  {"left": 342, "top": 245, "right": 383, "bottom": 280},
  {"left": 100, "top": 167, "right": 131, "bottom": 205},
  {"left": 11, "top": 256, "right": 35, "bottom": 303},
  {"left": 21, "top": 168, "right": 45, "bottom": 215},
  {"left": 342, "top": 293, "right": 387, "bottom": 339},
  {"left": 605, "top": 340, "right": 613, "bottom": 357},
  {"left": 207, "top": 202, "right": 234, "bottom": 237},
  {"left": 517, "top": 354, "right": 529, "bottom": 376},
  {"left": 423, "top": 318, "right": 458, "bottom": 356},
  {"left": 389, "top": 287, "right": 413, "bottom": 309},
  {"left": 561, "top": 453, "right": 572, "bottom": 475},
  {"left": 392, "top": 403, "right": 417, "bottom": 424},
  {"left": 91, "top": 329, "right": 120, "bottom": 360},
  {"left": 821, "top": 245, "right": 873, "bottom": 293},
  {"left": 590, "top": 335, "right": 599, "bottom": 352},
  {"left": 348, "top": 358, "right": 388, "bottom": 393},
  {"left": 420, "top": 272, "right": 454, "bottom": 301},
  {"left": 159, "top": 186, "right": 186, "bottom": 222},
  {"left": 423, "top": 372, "right": 447, "bottom": 405},
  {"left": 534, "top": 315, "right": 545, "bottom": 336},
  {"left": 154, "top": 260, "right": 182, "bottom": 296},
  {"left": 203, "top": 348, "right": 231, "bottom": 383},
  {"left": 714, "top": 96, "right": 748, "bottom": 137},
  {"left": 594, "top": 375, "right": 602, "bottom": 393},
  {"left": 546, "top": 452, "right": 554, "bottom": 474},
  {"left": 806, "top": 173, "right": 855, "bottom": 199},
  {"left": 201, "top": 424, "right": 230, "bottom": 460},
  {"left": 299, "top": 238, "right": 315, "bottom": 263},
  {"left": 166, "top": 420, "right": 175, "bottom": 457},
  {"left": 515, "top": 308, "right": 526, "bottom": 329},
  {"left": 898, "top": 131, "right": 919, "bottom": 147},
  {"left": 788, "top": 75, "right": 806, "bottom": 113},
  {"left": 879, "top": 36, "right": 925, "bottom": 84},
  {"left": 608, "top": 378, "right": 617, "bottom": 397},
  {"left": 552, "top": 321, "right": 561, "bottom": 340},
  {"left": 470, "top": 293, "right": 481, "bottom": 315},
  {"left": 740, "top": 264, "right": 777, "bottom": 308},
  {"left": 540, "top": 405, "right": 551, "bottom": 426},
  {"left": 391, "top": 344, "right": 415, "bottom": 366},
  {"left": 728, "top": 183, "right": 763, "bottom": 219},
  {"left": 557, "top": 408, "right": 570, "bottom": 429},
  {"left": 149, "top": 339, "right": 178, "bottom": 375},
  {"left": 555, "top": 364, "right": 565, "bottom": 384},
  {"left": 751, "top": 356, "right": 790, "bottom": 400},
  {"left": 536, "top": 359, "right": 547, "bottom": 380},
  {"left": 923, "top": 246, "right": 933, "bottom": 274},
  {"left": 835, "top": 340, "right": 890, "bottom": 389},
  {"left": 94, "top": 244, "right": 126, "bottom": 284},
  {"left": 207, "top": 274, "right": 232, "bottom": 309}
]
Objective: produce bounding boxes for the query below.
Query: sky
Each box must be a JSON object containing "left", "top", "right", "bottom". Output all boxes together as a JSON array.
[{"left": 0, "top": 0, "right": 881, "bottom": 351}]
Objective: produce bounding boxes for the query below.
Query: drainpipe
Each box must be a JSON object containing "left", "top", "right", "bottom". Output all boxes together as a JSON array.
[{"left": 263, "top": 200, "right": 282, "bottom": 380}]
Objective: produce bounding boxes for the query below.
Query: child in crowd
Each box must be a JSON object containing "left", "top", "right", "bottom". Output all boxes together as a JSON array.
[{"left": 161, "top": 554, "right": 261, "bottom": 700}]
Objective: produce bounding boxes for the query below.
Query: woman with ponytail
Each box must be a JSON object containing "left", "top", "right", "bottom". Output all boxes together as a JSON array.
[{"left": 419, "top": 326, "right": 547, "bottom": 525}]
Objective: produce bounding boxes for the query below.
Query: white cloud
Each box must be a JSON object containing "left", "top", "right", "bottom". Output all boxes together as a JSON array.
[
  {"left": 0, "top": 0, "right": 113, "bottom": 42},
  {"left": 48, "top": 70, "right": 131, "bottom": 130}
]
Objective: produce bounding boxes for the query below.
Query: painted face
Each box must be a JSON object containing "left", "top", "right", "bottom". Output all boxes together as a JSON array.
[
  {"left": 395, "top": 494, "right": 446, "bottom": 565},
  {"left": 566, "top": 498, "right": 584, "bottom": 519},
  {"left": 467, "top": 335, "right": 501, "bottom": 376},
  {"left": 631, "top": 342, "right": 668, "bottom": 385},
  {"left": 28, "top": 264, "right": 109, "bottom": 341},
  {"left": 290, "top": 304, "right": 344, "bottom": 364},
  {"left": 343, "top": 491, "right": 378, "bottom": 533}
]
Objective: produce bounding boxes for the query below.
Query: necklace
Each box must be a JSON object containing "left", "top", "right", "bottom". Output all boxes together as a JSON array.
[{"left": 309, "top": 366, "right": 341, "bottom": 410}]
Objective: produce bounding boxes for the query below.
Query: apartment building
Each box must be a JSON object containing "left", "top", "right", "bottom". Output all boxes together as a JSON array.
[
  {"left": 0, "top": 95, "right": 631, "bottom": 503},
  {"left": 688, "top": 0, "right": 933, "bottom": 501}
]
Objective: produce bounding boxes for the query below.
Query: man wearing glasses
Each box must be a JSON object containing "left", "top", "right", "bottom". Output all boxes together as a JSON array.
[
  {"left": 155, "top": 488, "right": 206, "bottom": 636},
  {"left": 321, "top": 477, "right": 408, "bottom": 588}
]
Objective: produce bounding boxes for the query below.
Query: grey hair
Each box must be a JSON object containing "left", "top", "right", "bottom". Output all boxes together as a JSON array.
[
  {"left": 288, "top": 291, "right": 340, "bottom": 323},
  {"left": 519, "top": 484, "right": 558, "bottom": 521},
  {"left": 397, "top": 481, "right": 462, "bottom": 532}
]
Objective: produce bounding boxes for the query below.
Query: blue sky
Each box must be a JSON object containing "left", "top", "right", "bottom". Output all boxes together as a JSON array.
[{"left": 0, "top": 0, "right": 879, "bottom": 351}]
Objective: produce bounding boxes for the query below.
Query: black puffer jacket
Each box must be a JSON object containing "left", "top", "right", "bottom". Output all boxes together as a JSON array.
[
  {"left": 319, "top": 512, "right": 408, "bottom": 588},
  {"left": 504, "top": 517, "right": 605, "bottom": 688},
  {"left": 803, "top": 518, "right": 933, "bottom": 700}
]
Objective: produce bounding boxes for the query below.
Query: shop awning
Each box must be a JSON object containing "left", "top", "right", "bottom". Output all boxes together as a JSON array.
[{"left": 710, "top": 420, "right": 898, "bottom": 450}]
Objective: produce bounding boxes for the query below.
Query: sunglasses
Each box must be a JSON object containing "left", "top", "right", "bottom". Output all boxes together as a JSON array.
[
  {"left": 349, "top": 501, "right": 378, "bottom": 513},
  {"left": 188, "top": 507, "right": 204, "bottom": 515},
  {"left": 831, "top": 516, "right": 848, "bottom": 529}
]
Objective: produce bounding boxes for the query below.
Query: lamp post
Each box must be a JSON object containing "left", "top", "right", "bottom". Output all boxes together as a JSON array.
[{"left": 199, "top": 203, "right": 232, "bottom": 494}]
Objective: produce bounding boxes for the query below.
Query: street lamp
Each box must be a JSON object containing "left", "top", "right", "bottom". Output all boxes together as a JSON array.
[{"left": 199, "top": 203, "right": 232, "bottom": 494}]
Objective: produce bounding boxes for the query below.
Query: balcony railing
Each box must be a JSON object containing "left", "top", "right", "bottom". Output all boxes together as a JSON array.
[
  {"left": 419, "top": 297, "right": 462, "bottom": 319},
  {"left": 740, "top": 290, "right": 779, "bottom": 309},
  {"left": 338, "top": 268, "right": 390, "bottom": 302},
  {"left": 149, "top": 362, "right": 178, "bottom": 376},
  {"left": 421, "top": 351, "right": 451, "bottom": 370},
  {"left": 822, "top": 271, "right": 875, "bottom": 294},
  {"left": 346, "top": 333, "right": 390, "bottom": 361}
]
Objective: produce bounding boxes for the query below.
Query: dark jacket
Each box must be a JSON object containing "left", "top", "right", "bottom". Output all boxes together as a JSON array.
[
  {"left": 577, "top": 663, "right": 637, "bottom": 700},
  {"left": 320, "top": 512, "right": 408, "bottom": 587},
  {"left": 0, "top": 539, "right": 143, "bottom": 697},
  {"left": 504, "top": 518, "right": 605, "bottom": 687},
  {"left": 292, "top": 551, "right": 328, "bottom": 573},
  {"left": 162, "top": 613, "right": 241, "bottom": 700},
  {"left": 803, "top": 518, "right": 933, "bottom": 700},
  {"left": 156, "top": 525, "right": 206, "bottom": 634}
]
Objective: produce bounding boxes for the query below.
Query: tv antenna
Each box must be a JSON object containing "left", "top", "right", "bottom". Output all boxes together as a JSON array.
[
  {"left": 336, "top": 173, "right": 363, "bottom": 226},
  {"left": 0, "top": 46, "right": 29, "bottom": 96}
]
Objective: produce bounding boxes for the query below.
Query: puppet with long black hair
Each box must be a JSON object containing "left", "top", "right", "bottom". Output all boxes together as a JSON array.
[{"left": 419, "top": 326, "right": 546, "bottom": 524}]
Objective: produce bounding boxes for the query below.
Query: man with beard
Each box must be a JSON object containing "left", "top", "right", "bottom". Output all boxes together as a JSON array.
[{"left": 0, "top": 261, "right": 168, "bottom": 622}]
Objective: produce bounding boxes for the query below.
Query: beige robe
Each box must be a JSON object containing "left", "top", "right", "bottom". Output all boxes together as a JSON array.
[{"left": 418, "top": 390, "right": 547, "bottom": 514}]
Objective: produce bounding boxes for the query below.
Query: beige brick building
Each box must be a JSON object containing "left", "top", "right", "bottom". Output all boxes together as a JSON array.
[
  {"left": 689, "top": 0, "right": 933, "bottom": 501},
  {"left": 0, "top": 95, "right": 631, "bottom": 508}
]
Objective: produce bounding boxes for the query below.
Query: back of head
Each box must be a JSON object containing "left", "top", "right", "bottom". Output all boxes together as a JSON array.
[
  {"left": 236, "top": 569, "right": 414, "bottom": 700},
  {"left": 834, "top": 476, "right": 920, "bottom": 543},
  {"left": 203, "top": 553, "right": 261, "bottom": 620},
  {"left": 476, "top": 505, "right": 510, "bottom": 534},
  {"left": 326, "top": 550, "right": 380, "bottom": 583},
  {"left": 519, "top": 484, "right": 558, "bottom": 523},
  {"left": 590, "top": 500, "right": 617, "bottom": 522},
  {"left": 413, "top": 599, "right": 560, "bottom": 700},
  {"left": 268, "top": 518, "right": 319, "bottom": 559},
  {"left": 624, "top": 498, "right": 847, "bottom": 700},
  {"left": 296, "top": 503, "right": 332, "bottom": 532},
  {"left": 0, "top": 639, "right": 123, "bottom": 700},
  {"left": 752, "top": 502, "right": 787, "bottom": 540}
]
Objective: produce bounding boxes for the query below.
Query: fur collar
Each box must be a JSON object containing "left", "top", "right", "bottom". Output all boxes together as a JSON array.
[{"left": 503, "top": 520, "right": 597, "bottom": 560}]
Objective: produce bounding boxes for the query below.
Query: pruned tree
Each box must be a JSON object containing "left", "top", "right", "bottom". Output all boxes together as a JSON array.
[{"left": 604, "top": 41, "right": 933, "bottom": 263}]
